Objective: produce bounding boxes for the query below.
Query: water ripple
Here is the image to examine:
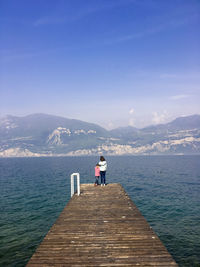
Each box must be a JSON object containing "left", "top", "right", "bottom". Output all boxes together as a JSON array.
[{"left": 0, "top": 156, "right": 199, "bottom": 266}]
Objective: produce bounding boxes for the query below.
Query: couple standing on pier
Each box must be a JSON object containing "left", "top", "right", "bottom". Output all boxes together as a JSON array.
[{"left": 94, "top": 156, "right": 107, "bottom": 186}]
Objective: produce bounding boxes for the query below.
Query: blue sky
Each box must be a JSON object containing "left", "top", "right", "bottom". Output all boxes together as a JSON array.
[{"left": 0, "top": 0, "right": 200, "bottom": 129}]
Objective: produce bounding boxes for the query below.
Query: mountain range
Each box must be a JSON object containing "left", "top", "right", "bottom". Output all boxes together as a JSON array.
[{"left": 0, "top": 113, "right": 200, "bottom": 157}]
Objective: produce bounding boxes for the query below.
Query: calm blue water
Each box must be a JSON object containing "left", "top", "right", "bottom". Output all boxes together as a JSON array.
[{"left": 0, "top": 156, "right": 200, "bottom": 266}]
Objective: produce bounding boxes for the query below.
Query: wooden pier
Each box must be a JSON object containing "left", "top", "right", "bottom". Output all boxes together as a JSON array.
[{"left": 27, "top": 184, "right": 177, "bottom": 266}]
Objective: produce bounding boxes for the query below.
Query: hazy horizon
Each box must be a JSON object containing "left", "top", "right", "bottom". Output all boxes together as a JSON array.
[
  {"left": 1, "top": 0, "right": 200, "bottom": 129},
  {"left": 1, "top": 112, "right": 200, "bottom": 131}
]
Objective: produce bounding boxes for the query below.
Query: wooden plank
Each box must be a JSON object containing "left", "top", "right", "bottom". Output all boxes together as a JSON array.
[{"left": 27, "top": 184, "right": 177, "bottom": 266}]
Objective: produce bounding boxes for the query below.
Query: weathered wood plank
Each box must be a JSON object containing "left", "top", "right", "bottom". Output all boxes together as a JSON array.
[{"left": 27, "top": 184, "right": 177, "bottom": 266}]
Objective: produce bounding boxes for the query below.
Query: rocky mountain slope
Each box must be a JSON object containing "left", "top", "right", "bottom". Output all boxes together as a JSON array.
[{"left": 0, "top": 114, "right": 200, "bottom": 157}]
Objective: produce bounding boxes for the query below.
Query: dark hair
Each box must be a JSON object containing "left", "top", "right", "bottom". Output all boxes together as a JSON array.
[
  {"left": 96, "top": 163, "right": 99, "bottom": 166},
  {"left": 100, "top": 156, "right": 105, "bottom": 161}
]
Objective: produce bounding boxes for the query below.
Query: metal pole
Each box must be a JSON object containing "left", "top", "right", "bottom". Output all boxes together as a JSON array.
[
  {"left": 77, "top": 173, "right": 80, "bottom": 196},
  {"left": 71, "top": 174, "right": 74, "bottom": 197},
  {"left": 70, "top": 173, "right": 80, "bottom": 197}
]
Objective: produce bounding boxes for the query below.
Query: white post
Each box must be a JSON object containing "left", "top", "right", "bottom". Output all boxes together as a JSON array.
[
  {"left": 71, "top": 173, "right": 74, "bottom": 197},
  {"left": 70, "top": 173, "right": 80, "bottom": 197},
  {"left": 77, "top": 173, "right": 80, "bottom": 196}
]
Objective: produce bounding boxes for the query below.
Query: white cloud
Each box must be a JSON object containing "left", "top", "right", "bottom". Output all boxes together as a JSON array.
[
  {"left": 128, "top": 108, "right": 135, "bottom": 126},
  {"left": 160, "top": 73, "right": 177, "bottom": 79},
  {"left": 107, "top": 121, "right": 115, "bottom": 130},
  {"left": 152, "top": 111, "right": 168, "bottom": 124},
  {"left": 170, "top": 94, "right": 190, "bottom": 100},
  {"left": 33, "top": 1, "right": 136, "bottom": 27},
  {"left": 104, "top": 12, "right": 198, "bottom": 46},
  {"left": 129, "top": 108, "right": 134, "bottom": 115},
  {"left": 129, "top": 118, "right": 135, "bottom": 126},
  {"left": 34, "top": 16, "right": 66, "bottom": 26}
]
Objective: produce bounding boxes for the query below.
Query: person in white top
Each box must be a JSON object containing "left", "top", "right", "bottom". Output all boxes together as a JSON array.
[{"left": 99, "top": 156, "right": 107, "bottom": 186}]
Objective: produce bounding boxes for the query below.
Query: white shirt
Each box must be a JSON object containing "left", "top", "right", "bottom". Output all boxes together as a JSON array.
[{"left": 99, "top": 160, "right": 107, "bottom": 171}]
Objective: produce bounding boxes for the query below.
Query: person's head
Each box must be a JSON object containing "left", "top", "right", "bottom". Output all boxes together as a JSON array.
[
  {"left": 96, "top": 163, "right": 99, "bottom": 167},
  {"left": 100, "top": 156, "right": 105, "bottom": 161}
]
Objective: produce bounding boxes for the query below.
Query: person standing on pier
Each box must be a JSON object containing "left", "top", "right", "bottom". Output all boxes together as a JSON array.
[
  {"left": 99, "top": 156, "right": 107, "bottom": 186},
  {"left": 94, "top": 163, "right": 100, "bottom": 186}
]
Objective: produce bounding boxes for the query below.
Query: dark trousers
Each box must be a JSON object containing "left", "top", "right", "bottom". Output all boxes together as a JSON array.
[
  {"left": 100, "top": 171, "right": 106, "bottom": 185},
  {"left": 95, "top": 176, "right": 99, "bottom": 185}
]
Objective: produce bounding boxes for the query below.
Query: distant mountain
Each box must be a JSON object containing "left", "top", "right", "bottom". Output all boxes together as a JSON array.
[
  {"left": 142, "top": 114, "right": 200, "bottom": 133},
  {"left": 110, "top": 126, "right": 140, "bottom": 141},
  {"left": 166, "top": 114, "right": 200, "bottom": 130},
  {"left": 0, "top": 114, "right": 110, "bottom": 156},
  {"left": 0, "top": 113, "right": 108, "bottom": 136},
  {"left": 0, "top": 114, "right": 200, "bottom": 157}
]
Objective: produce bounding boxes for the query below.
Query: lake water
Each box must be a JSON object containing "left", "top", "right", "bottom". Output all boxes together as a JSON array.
[{"left": 0, "top": 156, "right": 200, "bottom": 266}]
